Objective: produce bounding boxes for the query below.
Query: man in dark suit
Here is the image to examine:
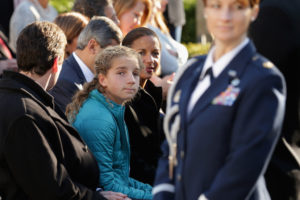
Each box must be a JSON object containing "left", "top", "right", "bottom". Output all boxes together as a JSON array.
[
  {"left": 249, "top": 1, "right": 300, "bottom": 199},
  {"left": 50, "top": 16, "right": 122, "bottom": 112}
]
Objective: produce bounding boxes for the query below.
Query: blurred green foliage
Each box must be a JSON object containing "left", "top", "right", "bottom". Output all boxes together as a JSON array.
[
  {"left": 183, "top": 42, "right": 211, "bottom": 58},
  {"left": 50, "top": 0, "right": 74, "bottom": 13},
  {"left": 182, "top": 0, "right": 210, "bottom": 58},
  {"left": 182, "top": 0, "right": 196, "bottom": 43}
]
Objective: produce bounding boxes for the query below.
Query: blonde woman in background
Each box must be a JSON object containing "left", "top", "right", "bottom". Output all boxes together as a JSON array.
[
  {"left": 114, "top": 0, "right": 152, "bottom": 36},
  {"left": 147, "top": 0, "right": 188, "bottom": 77},
  {"left": 54, "top": 12, "right": 89, "bottom": 59}
]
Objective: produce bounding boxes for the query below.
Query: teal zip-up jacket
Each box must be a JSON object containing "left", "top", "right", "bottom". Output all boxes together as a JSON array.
[{"left": 72, "top": 89, "right": 152, "bottom": 199}]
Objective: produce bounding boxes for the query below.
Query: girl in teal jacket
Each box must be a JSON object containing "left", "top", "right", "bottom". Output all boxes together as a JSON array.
[{"left": 66, "top": 46, "right": 153, "bottom": 199}]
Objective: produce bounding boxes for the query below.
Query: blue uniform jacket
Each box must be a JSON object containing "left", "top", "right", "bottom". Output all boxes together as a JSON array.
[{"left": 153, "top": 41, "right": 286, "bottom": 200}]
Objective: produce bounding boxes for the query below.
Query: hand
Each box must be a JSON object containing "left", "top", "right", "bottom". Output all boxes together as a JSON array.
[
  {"left": 99, "top": 191, "right": 131, "bottom": 200},
  {"left": 0, "top": 59, "right": 18, "bottom": 75},
  {"left": 150, "top": 73, "right": 175, "bottom": 100}
]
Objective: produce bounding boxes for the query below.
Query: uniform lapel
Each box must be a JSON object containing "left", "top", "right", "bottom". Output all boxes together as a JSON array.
[
  {"left": 188, "top": 41, "right": 257, "bottom": 122},
  {"left": 178, "top": 59, "right": 204, "bottom": 127}
]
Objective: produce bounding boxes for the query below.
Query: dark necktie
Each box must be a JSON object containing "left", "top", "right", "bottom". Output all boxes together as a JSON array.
[{"left": 201, "top": 67, "right": 215, "bottom": 82}]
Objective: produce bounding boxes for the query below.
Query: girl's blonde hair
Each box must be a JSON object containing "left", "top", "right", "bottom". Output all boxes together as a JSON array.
[
  {"left": 114, "top": 0, "right": 152, "bottom": 27},
  {"left": 66, "top": 46, "right": 144, "bottom": 122}
]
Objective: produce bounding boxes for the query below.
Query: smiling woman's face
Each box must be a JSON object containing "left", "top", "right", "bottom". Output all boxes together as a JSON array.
[{"left": 130, "top": 35, "right": 161, "bottom": 80}]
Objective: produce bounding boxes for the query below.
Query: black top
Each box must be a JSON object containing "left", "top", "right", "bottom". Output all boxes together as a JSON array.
[{"left": 125, "top": 80, "right": 164, "bottom": 185}]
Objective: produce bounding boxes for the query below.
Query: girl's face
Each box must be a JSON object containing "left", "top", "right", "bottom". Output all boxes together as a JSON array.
[
  {"left": 98, "top": 56, "right": 140, "bottom": 104},
  {"left": 130, "top": 35, "right": 160, "bottom": 80},
  {"left": 119, "top": 1, "right": 145, "bottom": 35},
  {"left": 204, "top": 0, "right": 258, "bottom": 46}
]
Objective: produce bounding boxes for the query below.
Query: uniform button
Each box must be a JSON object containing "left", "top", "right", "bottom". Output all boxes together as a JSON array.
[
  {"left": 177, "top": 174, "right": 182, "bottom": 181},
  {"left": 180, "top": 151, "right": 185, "bottom": 159}
]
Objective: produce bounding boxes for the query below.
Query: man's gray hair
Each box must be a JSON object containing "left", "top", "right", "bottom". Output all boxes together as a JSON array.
[{"left": 77, "top": 16, "right": 122, "bottom": 50}]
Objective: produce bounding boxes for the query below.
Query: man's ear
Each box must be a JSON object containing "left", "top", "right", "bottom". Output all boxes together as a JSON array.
[
  {"left": 88, "top": 39, "right": 101, "bottom": 54},
  {"left": 52, "top": 57, "right": 58, "bottom": 73}
]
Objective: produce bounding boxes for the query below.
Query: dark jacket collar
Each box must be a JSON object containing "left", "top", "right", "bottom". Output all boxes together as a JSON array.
[
  {"left": 0, "top": 71, "right": 55, "bottom": 109},
  {"left": 61, "top": 54, "right": 87, "bottom": 84}
]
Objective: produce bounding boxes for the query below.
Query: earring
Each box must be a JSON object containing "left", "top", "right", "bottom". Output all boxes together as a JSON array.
[{"left": 251, "top": 17, "right": 255, "bottom": 22}]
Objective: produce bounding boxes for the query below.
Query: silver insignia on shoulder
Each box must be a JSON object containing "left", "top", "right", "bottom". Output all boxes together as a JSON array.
[{"left": 263, "top": 61, "right": 274, "bottom": 68}]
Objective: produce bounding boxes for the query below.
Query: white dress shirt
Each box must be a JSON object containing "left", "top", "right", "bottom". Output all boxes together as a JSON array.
[
  {"left": 72, "top": 52, "right": 94, "bottom": 83},
  {"left": 187, "top": 38, "right": 250, "bottom": 114}
]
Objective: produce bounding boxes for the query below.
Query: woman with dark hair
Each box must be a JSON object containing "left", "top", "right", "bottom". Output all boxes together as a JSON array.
[{"left": 123, "top": 27, "right": 170, "bottom": 185}]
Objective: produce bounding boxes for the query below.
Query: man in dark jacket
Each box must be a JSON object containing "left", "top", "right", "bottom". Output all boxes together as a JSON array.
[
  {"left": 0, "top": 21, "right": 128, "bottom": 200},
  {"left": 249, "top": 0, "right": 300, "bottom": 199}
]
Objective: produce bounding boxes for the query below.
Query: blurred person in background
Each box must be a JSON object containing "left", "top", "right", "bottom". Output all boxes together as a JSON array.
[
  {"left": 72, "top": 0, "right": 120, "bottom": 25},
  {"left": 54, "top": 12, "right": 89, "bottom": 59},
  {"left": 163, "top": 0, "right": 186, "bottom": 42},
  {"left": 114, "top": 0, "right": 152, "bottom": 36},
  {"left": 147, "top": 0, "right": 188, "bottom": 77},
  {"left": 9, "top": 0, "right": 57, "bottom": 52}
]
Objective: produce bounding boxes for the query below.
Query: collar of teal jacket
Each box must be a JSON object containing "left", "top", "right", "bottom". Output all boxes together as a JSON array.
[
  {"left": 89, "top": 89, "right": 130, "bottom": 152},
  {"left": 89, "top": 89, "right": 125, "bottom": 119}
]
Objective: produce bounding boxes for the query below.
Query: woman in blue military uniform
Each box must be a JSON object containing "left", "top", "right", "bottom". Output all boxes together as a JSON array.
[{"left": 152, "top": 0, "right": 286, "bottom": 199}]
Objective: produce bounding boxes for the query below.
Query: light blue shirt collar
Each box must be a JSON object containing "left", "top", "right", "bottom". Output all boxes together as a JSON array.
[{"left": 73, "top": 52, "right": 94, "bottom": 82}]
